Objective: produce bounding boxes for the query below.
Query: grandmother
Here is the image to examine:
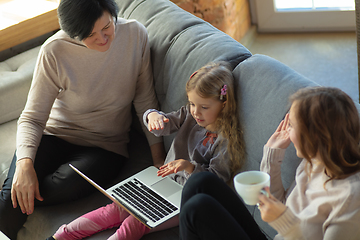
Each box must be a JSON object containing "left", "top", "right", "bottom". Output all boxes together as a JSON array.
[{"left": 0, "top": 0, "right": 165, "bottom": 239}]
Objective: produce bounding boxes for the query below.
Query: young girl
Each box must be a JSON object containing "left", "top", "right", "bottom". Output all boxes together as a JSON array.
[
  {"left": 147, "top": 61, "right": 245, "bottom": 184},
  {"left": 179, "top": 87, "right": 360, "bottom": 240},
  {"left": 47, "top": 61, "right": 245, "bottom": 240}
]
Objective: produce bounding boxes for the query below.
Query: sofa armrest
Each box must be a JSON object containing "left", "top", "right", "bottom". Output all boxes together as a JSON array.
[
  {"left": 0, "top": 46, "right": 40, "bottom": 125},
  {"left": 233, "top": 54, "right": 319, "bottom": 239}
]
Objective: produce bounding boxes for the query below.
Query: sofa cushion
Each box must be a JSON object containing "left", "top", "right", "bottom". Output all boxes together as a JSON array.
[
  {"left": 116, "top": 0, "right": 252, "bottom": 149},
  {"left": 117, "top": 0, "right": 252, "bottom": 111},
  {"left": 234, "top": 54, "right": 319, "bottom": 238},
  {"left": 235, "top": 54, "right": 318, "bottom": 181}
]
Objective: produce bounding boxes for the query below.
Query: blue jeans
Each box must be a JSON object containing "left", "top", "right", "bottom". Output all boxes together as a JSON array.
[
  {"left": 0, "top": 135, "right": 126, "bottom": 240},
  {"left": 180, "top": 172, "right": 268, "bottom": 240}
]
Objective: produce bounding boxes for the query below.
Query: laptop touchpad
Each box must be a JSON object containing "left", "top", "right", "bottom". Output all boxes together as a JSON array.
[{"left": 151, "top": 177, "right": 182, "bottom": 198}]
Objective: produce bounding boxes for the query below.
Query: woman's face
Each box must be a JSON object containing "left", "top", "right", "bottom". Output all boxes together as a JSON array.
[
  {"left": 187, "top": 90, "right": 225, "bottom": 132},
  {"left": 288, "top": 103, "right": 303, "bottom": 158},
  {"left": 82, "top": 11, "right": 115, "bottom": 52}
]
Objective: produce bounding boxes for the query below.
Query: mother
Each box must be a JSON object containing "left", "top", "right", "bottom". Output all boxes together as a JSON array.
[{"left": 0, "top": 0, "right": 164, "bottom": 239}]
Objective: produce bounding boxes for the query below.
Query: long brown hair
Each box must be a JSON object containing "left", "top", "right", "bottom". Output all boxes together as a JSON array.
[
  {"left": 186, "top": 61, "right": 245, "bottom": 175},
  {"left": 289, "top": 87, "right": 360, "bottom": 183}
]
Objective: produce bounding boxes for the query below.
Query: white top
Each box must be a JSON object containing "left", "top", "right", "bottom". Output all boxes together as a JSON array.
[{"left": 261, "top": 146, "right": 360, "bottom": 240}]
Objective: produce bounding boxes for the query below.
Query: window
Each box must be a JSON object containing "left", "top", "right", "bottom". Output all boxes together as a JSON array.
[
  {"left": 275, "top": 0, "right": 355, "bottom": 11},
  {"left": 0, "top": 0, "right": 59, "bottom": 52},
  {"left": 253, "top": 0, "right": 355, "bottom": 32}
]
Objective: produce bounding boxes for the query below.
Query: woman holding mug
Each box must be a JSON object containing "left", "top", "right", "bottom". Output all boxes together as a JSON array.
[{"left": 179, "top": 87, "right": 360, "bottom": 240}]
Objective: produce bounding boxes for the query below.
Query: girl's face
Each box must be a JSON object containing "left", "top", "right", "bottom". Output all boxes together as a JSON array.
[
  {"left": 288, "top": 103, "right": 303, "bottom": 158},
  {"left": 82, "top": 11, "right": 115, "bottom": 52},
  {"left": 187, "top": 90, "right": 225, "bottom": 132}
]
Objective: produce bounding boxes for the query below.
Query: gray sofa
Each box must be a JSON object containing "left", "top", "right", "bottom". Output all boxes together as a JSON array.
[{"left": 2, "top": 0, "right": 350, "bottom": 239}]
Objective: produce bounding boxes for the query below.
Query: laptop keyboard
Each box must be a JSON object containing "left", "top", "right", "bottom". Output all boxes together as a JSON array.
[{"left": 112, "top": 178, "right": 178, "bottom": 222}]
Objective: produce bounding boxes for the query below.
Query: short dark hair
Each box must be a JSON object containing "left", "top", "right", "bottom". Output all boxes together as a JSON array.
[{"left": 58, "top": 0, "right": 119, "bottom": 41}]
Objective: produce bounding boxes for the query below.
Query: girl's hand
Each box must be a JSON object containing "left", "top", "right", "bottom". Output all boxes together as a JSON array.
[
  {"left": 258, "top": 187, "right": 287, "bottom": 222},
  {"left": 265, "top": 113, "right": 291, "bottom": 149},
  {"left": 11, "top": 158, "right": 43, "bottom": 215},
  {"left": 157, "top": 159, "right": 195, "bottom": 177},
  {"left": 147, "top": 112, "right": 169, "bottom": 131}
]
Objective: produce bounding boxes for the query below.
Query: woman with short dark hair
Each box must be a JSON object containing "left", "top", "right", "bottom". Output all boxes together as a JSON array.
[{"left": 0, "top": 0, "right": 165, "bottom": 239}]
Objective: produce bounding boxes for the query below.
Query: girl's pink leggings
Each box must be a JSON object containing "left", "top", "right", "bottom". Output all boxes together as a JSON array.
[{"left": 54, "top": 202, "right": 150, "bottom": 240}]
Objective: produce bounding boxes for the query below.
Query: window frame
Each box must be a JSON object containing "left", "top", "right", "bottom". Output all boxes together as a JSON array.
[
  {"left": 0, "top": 0, "right": 59, "bottom": 52},
  {"left": 253, "top": 0, "right": 355, "bottom": 32}
]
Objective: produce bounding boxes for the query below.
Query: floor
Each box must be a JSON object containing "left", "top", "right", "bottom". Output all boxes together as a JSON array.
[{"left": 241, "top": 29, "right": 359, "bottom": 103}]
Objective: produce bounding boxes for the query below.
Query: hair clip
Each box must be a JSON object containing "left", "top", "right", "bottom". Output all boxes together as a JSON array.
[
  {"left": 220, "top": 85, "right": 227, "bottom": 100},
  {"left": 190, "top": 71, "right": 198, "bottom": 79}
]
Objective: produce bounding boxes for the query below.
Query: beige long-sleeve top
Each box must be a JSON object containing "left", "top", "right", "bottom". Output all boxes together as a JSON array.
[
  {"left": 260, "top": 146, "right": 360, "bottom": 240},
  {"left": 16, "top": 18, "right": 161, "bottom": 162}
]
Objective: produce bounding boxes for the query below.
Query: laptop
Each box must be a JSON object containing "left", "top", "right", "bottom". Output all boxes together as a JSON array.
[{"left": 69, "top": 164, "right": 183, "bottom": 229}]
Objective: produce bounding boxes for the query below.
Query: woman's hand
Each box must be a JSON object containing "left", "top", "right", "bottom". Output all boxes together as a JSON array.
[
  {"left": 265, "top": 113, "right": 291, "bottom": 149},
  {"left": 11, "top": 158, "right": 43, "bottom": 215},
  {"left": 258, "top": 187, "right": 287, "bottom": 222},
  {"left": 157, "top": 159, "right": 195, "bottom": 177},
  {"left": 147, "top": 112, "right": 169, "bottom": 131}
]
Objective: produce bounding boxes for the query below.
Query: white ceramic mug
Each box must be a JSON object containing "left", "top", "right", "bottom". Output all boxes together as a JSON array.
[{"left": 233, "top": 171, "right": 270, "bottom": 205}]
